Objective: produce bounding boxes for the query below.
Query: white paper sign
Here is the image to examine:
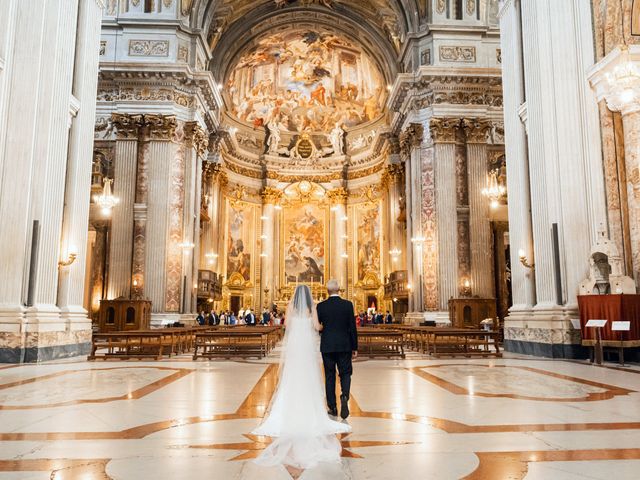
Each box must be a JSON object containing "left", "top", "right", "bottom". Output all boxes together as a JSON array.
[
  {"left": 570, "top": 319, "right": 581, "bottom": 329},
  {"left": 612, "top": 321, "right": 631, "bottom": 331},
  {"left": 586, "top": 319, "right": 607, "bottom": 328}
]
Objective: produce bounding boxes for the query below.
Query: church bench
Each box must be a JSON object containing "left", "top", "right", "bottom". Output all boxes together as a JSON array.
[
  {"left": 89, "top": 332, "right": 167, "bottom": 360},
  {"left": 427, "top": 329, "right": 501, "bottom": 358},
  {"left": 357, "top": 329, "right": 406, "bottom": 358},
  {"left": 192, "top": 330, "right": 270, "bottom": 359}
]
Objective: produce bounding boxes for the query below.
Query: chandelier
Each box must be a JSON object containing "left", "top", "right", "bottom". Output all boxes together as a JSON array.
[
  {"left": 605, "top": 45, "right": 640, "bottom": 106},
  {"left": 481, "top": 169, "right": 506, "bottom": 209},
  {"left": 93, "top": 178, "right": 119, "bottom": 215}
]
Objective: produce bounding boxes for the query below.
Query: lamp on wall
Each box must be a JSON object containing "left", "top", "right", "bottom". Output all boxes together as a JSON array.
[
  {"left": 93, "top": 178, "right": 119, "bottom": 216},
  {"left": 389, "top": 248, "right": 401, "bottom": 262},
  {"left": 518, "top": 249, "right": 535, "bottom": 269},
  {"left": 58, "top": 245, "right": 79, "bottom": 268}
]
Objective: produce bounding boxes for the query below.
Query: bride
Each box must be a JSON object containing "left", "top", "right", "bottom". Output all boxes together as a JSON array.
[{"left": 252, "top": 285, "right": 351, "bottom": 469}]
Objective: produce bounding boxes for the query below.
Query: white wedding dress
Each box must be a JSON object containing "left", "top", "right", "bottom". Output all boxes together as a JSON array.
[{"left": 252, "top": 286, "right": 351, "bottom": 469}]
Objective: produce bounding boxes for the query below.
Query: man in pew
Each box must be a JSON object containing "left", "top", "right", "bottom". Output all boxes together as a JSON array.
[
  {"left": 385, "top": 311, "right": 393, "bottom": 324},
  {"left": 196, "top": 311, "right": 206, "bottom": 326},
  {"left": 207, "top": 310, "right": 219, "bottom": 326}
]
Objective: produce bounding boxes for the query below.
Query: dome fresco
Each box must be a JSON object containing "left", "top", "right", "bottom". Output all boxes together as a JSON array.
[{"left": 226, "top": 29, "right": 387, "bottom": 134}]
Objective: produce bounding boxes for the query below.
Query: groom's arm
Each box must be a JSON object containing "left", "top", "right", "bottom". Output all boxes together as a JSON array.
[{"left": 347, "top": 301, "right": 357, "bottom": 352}]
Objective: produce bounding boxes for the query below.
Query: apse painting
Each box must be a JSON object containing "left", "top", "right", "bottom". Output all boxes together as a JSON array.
[
  {"left": 227, "top": 30, "right": 386, "bottom": 133},
  {"left": 283, "top": 204, "right": 326, "bottom": 283},
  {"left": 357, "top": 204, "right": 381, "bottom": 281},
  {"left": 226, "top": 204, "right": 252, "bottom": 282}
]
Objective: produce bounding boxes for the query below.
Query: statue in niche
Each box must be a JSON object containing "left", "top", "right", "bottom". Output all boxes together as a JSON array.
[
  {"left": 579, "top": 225, "right": 636, "bottom": 295},
  {"left": 266, "top": 119, "right": 281, "bottom": 154},
  {"left": 328, "top": 123, "right": 344, "bottom": 155}
]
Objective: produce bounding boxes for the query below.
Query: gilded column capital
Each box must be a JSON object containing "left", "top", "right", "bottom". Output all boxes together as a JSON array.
[
  {"left": 208, "top": 131, "right": 223, "bottom": 154},
  {"left": 143, "top": 114, "right": 178, "bottom": 141},
  {"left": 261, "top": 186, "right": 283, "bottom": 204},
  {"left": 399, "top": 123, "right": 424, "bottom": 156},
  {"left": 203, "top": 161, "right": 222, "bottom": 183},
  {"left": 184, "top": 122, "right": 209, "bottom": 157},
  {"left": 328, "top": 187, "right": 349, "bottom": 204},
  {"left": 429, "top": 117, "right": 462, "bottom": 143},
  {"left": 111, "top": 113, "right": 143, "bottom": 139},
  {"left": 462, "top": 118, "right": 493, "bottom": 144}
]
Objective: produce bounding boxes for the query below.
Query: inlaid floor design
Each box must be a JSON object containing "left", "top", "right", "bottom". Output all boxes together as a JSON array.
[{"left": 0, "top": 354, "right": 639, "bottom": 479}]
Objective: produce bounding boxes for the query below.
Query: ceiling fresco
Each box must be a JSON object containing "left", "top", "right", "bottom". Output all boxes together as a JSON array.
[{"left": 227, "top": 30, "right": 386, "bottom": 134}]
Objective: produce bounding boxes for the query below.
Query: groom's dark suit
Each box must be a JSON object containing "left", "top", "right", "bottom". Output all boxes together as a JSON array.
[{"left": 316, "top": 295, "right": 358, "bottom": 413}]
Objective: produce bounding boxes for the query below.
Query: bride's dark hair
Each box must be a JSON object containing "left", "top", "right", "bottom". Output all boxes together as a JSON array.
[{"left": 291, "top": 285, "right": 313, "bottom": 314}]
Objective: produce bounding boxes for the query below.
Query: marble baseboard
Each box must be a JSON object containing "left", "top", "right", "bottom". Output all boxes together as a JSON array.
[
  {"left": 504, "top": 339, "right": 589, "bottom": 359},
  {"left": 0, "top": 341, "right": 91, "bottom": 363}
]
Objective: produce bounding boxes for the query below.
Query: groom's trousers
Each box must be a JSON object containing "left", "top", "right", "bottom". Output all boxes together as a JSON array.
[{"left": 322, "top": 351, "right": 353, "bottom": 409}]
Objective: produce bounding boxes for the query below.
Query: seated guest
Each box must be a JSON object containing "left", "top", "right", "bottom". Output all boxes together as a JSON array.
[
  {"left": 196, "top": 311, "right": 205, "bottom": 325},
  {"left": 262, "top": 308, "right": 270, "bottom": 325},
  {"left": 385, "top": 310, "right": 393, "bottom": 324}
]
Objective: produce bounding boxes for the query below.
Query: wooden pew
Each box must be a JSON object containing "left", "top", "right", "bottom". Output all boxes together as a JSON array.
[
  {"left": 357, "top": 328, "right": 406, "bottom": 359},
  {"left": 427, "top": 329, "right": 501, "bottom": 358},
  {"left": 192, "top": 329, "right": 273, "bottom": 360},
  {"left": 89, "top": 332, "right": 166, "bottom": 360}
]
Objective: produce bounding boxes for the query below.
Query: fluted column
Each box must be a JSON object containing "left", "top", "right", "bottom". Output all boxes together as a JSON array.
[
  {"left": 183, "top": 122, "right": 208, "bottom": 314},
  {"left": 401, "top": 124, "right": 425, "bottom": 311},
  {"left": 57, "top": 0, "right": 103, "bottom": 335},
  {"left": 329, "top": 188, "right": 349, "bottom": 290},
  {"left": 26, "top": 0, "right": 79, "bottom": 330},
  {"left": 430, "top": 118, "right": 460, "bottom": 311},
  {"left": 260, "top": 187, "right": 281, "bottom": 307},
  {"left": 498, "top": 0, "right": 536, "bottom": 311},
  {"left": 107, "top": 114, "right": 141, "bottom": 300},
  {"left": 463, "top": 118, "right": 494, "bottom": 298}
]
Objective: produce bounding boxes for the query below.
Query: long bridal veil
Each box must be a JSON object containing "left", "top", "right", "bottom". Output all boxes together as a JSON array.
[{"left": 252, "top": 285, "right": 351, "bottom": 469}]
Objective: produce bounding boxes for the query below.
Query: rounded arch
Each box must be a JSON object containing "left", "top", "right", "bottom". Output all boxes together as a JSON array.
[{"left": 212, "top": 7, "right": 399, "bottom": 87}]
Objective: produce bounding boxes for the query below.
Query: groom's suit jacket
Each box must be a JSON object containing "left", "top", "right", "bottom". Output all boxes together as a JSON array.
[{"left": 317, "top": 296, "right": 358, "bottom": 353}]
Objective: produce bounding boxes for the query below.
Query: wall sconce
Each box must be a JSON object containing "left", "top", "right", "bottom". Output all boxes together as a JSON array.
[
  {"left": 341, "top": 215, "right": 348, "bottom": 222},
  {"left": 518, "top": 249, "right": 535, "bottom": 269},
  {"left": 274, "top": 204, "right": 283, "bottom": 211},
  {"left": 260, "top": 216, "right": 269, "bottom": 221},
  {"left": 58, "top": 246, "right": 78, "bottom": 268},
  {"left": 341, "top": 252, "right": 349, "bottom": 259},
  {"left": 389, "top": 248, "right": 401, "bottom": 261},
  {"left": 178, "top": 242, "right": 195, "bottom": 250},
  {"left": 407, "top": 283, "right": 412, "bottom": 290}
]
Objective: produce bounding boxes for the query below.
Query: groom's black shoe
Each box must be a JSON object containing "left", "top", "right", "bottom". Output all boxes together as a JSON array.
[
  {"left": 340, "top": 394, "right": 349, "bottom": 419},
  {"left": 327, "top": 407, "right": 338, "bottom": 417}
]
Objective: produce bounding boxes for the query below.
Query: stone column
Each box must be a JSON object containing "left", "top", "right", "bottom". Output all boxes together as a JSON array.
[
  {"left": 401, "top": 124, "right": 425, "bottom": 312},
  {"left": 107, "top": 114, "right": 141, "bottom": 300},
  {"left": 200, "top": 163, "right": 220, "bottom": 269},
  {"left": 329, "top": 188, "right": 349, "bottom": 290},
  {"left": 57, "top": 0, "right": 103, "bottom": 342},
  {"left": 429, "top": 118, "right": 460, "bottom": 312},
  {"left": 498, "top": 0, "right": 536, "bottom": 312},
  {"left": 463, "top": 118, "right": 495, "bottom": 298},
  {"left": 183, "top": 122, "right": 208, "bottom": 315},
  {"left": 589, "top": 46, "right": 640, "bottom": 281},
  {"left": 260, "top": 187, "right": 281, "bottom": 307}
]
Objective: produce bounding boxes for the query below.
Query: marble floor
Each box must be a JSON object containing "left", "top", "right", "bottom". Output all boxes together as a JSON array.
[{"left": 0, "top": 352, "right": 639, "bottom": 479}]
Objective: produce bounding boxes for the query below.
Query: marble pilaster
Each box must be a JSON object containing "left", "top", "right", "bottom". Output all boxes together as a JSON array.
[
  {"left": 498, "top": 0, "right": 536, "bottom": 313},
  {"left": 260, "top": 188, "right": 280, "bottom": 308},
  {"left": 57, "top": 0, "right": 103, "bottom": 336},
  {"left": 107, "top": 114, "right": 141, "bottom": 300},
  {"left": 430, "top": 118, "right": 460, "bottom": 312},
  {"left": 463, "top": 118, "right": 494, "bottom": 298},
  {"left": 329, "top": 188, "right": 349, "bottom": 290}
]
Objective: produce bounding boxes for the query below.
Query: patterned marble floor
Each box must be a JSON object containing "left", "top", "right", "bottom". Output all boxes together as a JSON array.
[{"left": 0, "top": 352, "right": 639, "bottom": 479}]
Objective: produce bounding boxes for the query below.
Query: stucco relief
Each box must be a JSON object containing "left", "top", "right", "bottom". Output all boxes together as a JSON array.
[
  {"left": 439, "top": 46, "right": 476, "bottom": 63},
  {"left": 129, "top": 40, "right": 170, "bottom": 57}
]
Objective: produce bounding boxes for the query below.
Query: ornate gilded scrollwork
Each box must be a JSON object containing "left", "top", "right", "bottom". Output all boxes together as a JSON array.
[
  {"left": 461, "top": 118, "right": 493, "bottom": 144},
  {"left": 184, "top": 122, "right": 209, "bottom": 157},
  {"left": 429, "top": 118, "right": 462, "bottom": 144},
  {"left": 399, "top": 123, "right": 424, "bottom": 156},
  {"left": 261, "top": 186, "right": 283, "bottom": 204},
  {"left": 327, "top": 187, "right": 349, "bottom": 204},
  {"left": 111, "top": 113, "right": 143, "bottom": 140},
  {"left": 143, "top": 114, "right": 178, "bottom": 141}
]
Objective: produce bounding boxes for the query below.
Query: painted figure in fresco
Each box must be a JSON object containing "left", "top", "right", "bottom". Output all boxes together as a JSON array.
[
  {"left": 228, "top": 30, "right": 385, "bottom": 134},
  {"left": 266, "top": 118, "right": 281, "bottom": 154},
  {"left": 357, "top": 208, "right": 380, "bottom": 280},
  {"left": 285, "top": 206, "right": 325, "bottom": 282}
]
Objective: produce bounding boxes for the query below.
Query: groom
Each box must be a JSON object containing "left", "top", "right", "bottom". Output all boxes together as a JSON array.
[{"left": 317, "top": 279, "right": 358, "bottom": 419}]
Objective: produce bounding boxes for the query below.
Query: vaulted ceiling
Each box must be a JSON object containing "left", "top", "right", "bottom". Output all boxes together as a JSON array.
[{"left": 189, "top": 0, "right": 423, "bottom": 79}]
